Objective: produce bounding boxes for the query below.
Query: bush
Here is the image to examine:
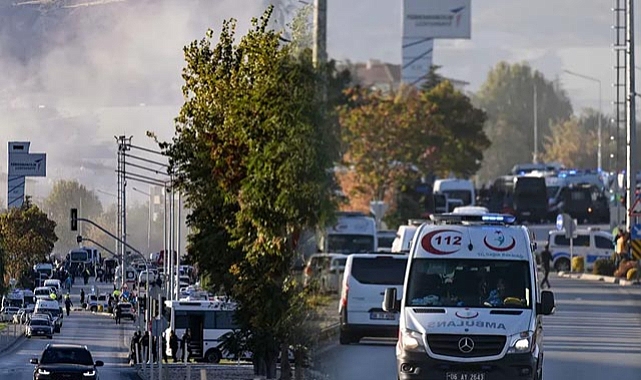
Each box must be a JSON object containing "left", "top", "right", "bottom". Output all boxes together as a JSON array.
[
  {"left": 614, "top": 260, "right": 637, "bottom": 278},
  {"left": 627, "top": 268, "right": 638, "bottom": 281},
  {"left": 593, "top": 258, "right": 616, "bottom": 276},
  {"left": 571, "top": 256, "right": 584, "bottom": 272}
]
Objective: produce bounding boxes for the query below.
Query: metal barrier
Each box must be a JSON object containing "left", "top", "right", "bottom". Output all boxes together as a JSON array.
[{"left": 0, "top": 323, "right": 25, "bottom": 353}]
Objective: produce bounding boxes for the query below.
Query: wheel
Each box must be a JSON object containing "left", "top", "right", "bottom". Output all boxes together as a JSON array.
[
  {"left": 205, "top": 349, "right": 222, "bottom": 364},
  {"left": 339, "top": 331, "right": 355, "bottom": 345},
  {"left": 554, "top": 258, "right": 570, "bottom": 272},
  {"left": 48, "top": 336, "right": 53, "bottom": 339},
  {"left": 27, "top": 335, "right": 31, "bottom": 339}
]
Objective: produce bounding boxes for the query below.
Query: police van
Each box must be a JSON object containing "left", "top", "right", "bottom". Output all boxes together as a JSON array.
[
  {"left": 547, "top": 228, "right": 613, "bottom": 272},
  {"left": 383, "top": 213, "right": 556, "bottom": 380}
]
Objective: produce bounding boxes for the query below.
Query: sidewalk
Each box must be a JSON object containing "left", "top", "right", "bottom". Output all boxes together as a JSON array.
[{"left": 556, "top": 271, "right": 641, "bottom": 286}]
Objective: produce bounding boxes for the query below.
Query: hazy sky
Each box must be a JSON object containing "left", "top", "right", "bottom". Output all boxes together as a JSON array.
[{"left": 0, "top": 0, "right": 630, "bottom": 203}]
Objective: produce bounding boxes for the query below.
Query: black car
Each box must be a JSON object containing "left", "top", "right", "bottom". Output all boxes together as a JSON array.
[
  {"left": 31, "top": 344, "right": 103, "bottom": 380},
  {"left": 26, "top": 318, "right": 53, "bottom": 339}
]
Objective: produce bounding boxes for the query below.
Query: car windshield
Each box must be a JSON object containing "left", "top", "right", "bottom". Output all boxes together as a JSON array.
[
  {"left": 405, "top": 259, "right": 532, "bottom": 309},
  {"left": 327, "top": 235, "right": 375, "bottom": 253},
  {"left": 41, "top": 347, "right": 94, "bottom": 365},
  {"left": 30, "top": 319, "right": 49, "bottom": 326}
]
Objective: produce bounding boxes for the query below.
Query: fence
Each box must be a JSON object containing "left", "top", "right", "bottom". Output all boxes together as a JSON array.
[{"left": 0, "top": 323, "right": 25, "bottom": 353}]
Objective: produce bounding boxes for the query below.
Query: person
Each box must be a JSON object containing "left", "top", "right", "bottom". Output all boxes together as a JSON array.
[
  {"left": 115, "top": 304, "right": 122, "bottom": 324},
  {"left": 161, "top": 333, "right": 169, "bottom": 364},
  {"left": 169, "top": 330, "right": 179, "bottom": 363},
  {"left": 130, "top": 331, "right": 141, "bottom": 365},
  {"left": 540, "top": 244, "right": 553, "bottom": 289},
  {"left": 485, "top": 278, "right": 506, "bottom": 307},
  {"left": 64, "top": 294, "right": 73, "bottom": 316},
  {"left": 152, "top": 335, "right": 158, "bottom": 363},
  {"left": 141, "top": 331, "right": 150, "bottom": 363},
  {"left": 181, "top": 328, "right": 192, "bottom": 363},
  {"left": 80, "top": 288, "right": 85, "bottom": 306},
  {"left": 65, "top": 275, "right": 72, "bottom": 291}
]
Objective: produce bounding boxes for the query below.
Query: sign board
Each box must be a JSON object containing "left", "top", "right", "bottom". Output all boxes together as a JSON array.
[
  {"left": 151, "top": 316, "right": 168, "bottom": 337},
  {"left": 629, "top": 196, "right": 641, "bottom": 216},
  {"left": 8, "top": 153, "right": 46, "bottom": 176},
  {"left": 403, "top": 0, "right": 472, "bottom": 39},
  {"left": 632, "top": 224, "right": 641, "bottom": 240},
  {"left": 630, "top": 239, "right": 641, "bottom": 260},
  {"left": 401, "top": 37, "right": 434, "bottom": 86}
]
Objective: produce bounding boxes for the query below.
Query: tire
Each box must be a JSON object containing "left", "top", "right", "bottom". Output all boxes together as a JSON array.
[
  {"left": 205, "top": 349, "right": 222, "bottom": 364},
  {"left": 48, "top": 336, "right": 53, "bottom": 339},
  {"left": 27, "top": 335, "right": 31, "bottom": 339},
  {"left": 339, "top": 331, "right": 354, "bottom": 345},
  {"left": 554, "top": 258, "right": 570, "bottom": 272}
]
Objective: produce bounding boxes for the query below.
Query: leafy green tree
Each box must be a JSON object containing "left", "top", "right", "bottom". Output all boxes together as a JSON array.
[
  {"left": 475, "top": 62, "right": 573, "bottom": 182},
  {"left": 42, "top": 180, "right": 103, "bottom": 255},
  {"left": 158, "top": 7, "right": 338, "bottom": 378},
  {"left": 0, "top": 197, "right": 57, "bottom": 287}
]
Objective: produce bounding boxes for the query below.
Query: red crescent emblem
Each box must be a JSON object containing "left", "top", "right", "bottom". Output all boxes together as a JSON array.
[
  {"left": 483, "top": 236, "right": 516, "bottom": 252},
  {"left": 421, "top": 230, "right": 462, "bottom": 255}
]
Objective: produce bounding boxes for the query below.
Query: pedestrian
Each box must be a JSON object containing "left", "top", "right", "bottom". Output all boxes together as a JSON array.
[
  {"left": 181, "top": 328, "right": 192, "bottom": 363},
  {"left": 115, "top": 304, "right": 122, "bottom": 324},
  {"left": 141, "top": 331, "right": 150, "bottom": 363},
  {"left": 169, "top": 330, "right": 179, "bottom": 362},
  {"left": 161, "top": 333, "right": 169, "bottom": 364},
  {"left": 540, "top": 243, "right": 553, "bottom": 289},
  {"left": 152, "top": 335, "right": 158, "bottom": 363},
  {"left": 130, "top": 331, "right": 141, "bottom": 365},
  {"left": 80, "top": 288, "right": 85, "bottom": 305}
]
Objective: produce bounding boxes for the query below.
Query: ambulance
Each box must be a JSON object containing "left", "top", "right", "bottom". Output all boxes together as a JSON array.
[{"left": 383, "top": 213, "right": 556, "bottom": 380}]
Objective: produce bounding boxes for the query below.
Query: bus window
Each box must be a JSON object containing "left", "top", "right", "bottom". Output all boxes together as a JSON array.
[{"left": 215, "top": 311, "right": 238, "bottom": 330}]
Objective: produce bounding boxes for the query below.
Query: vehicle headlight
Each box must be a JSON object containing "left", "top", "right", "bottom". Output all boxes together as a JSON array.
[
  {"left": 83, "top": 370, "right": 96, "bottom": 377},
  {"left": 508, "top": 331, "right": 534, "bottom": 354},
  {"left": 400, "top": 329, "right": 425, "bottom": 352},
  {"left": 37, "top": 368, "right": 51, "bottom": 375}
]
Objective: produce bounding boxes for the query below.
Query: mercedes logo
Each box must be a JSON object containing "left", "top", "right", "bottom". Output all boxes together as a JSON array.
[{"left": 458, "top": 337, "right": 475, "bottom": 353}]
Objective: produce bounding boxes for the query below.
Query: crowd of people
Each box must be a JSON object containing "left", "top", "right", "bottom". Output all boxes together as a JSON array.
[{"left": 129, "top": 328, "right": 193, "bottom": 365}]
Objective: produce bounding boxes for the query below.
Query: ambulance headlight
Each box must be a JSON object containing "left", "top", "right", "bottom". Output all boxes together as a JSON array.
[
  {"left": 400, "top": 329, "right": 425, "bottom": 352},
  {"left": 508, "top": 331, "right": 534, "bottom": 353}
]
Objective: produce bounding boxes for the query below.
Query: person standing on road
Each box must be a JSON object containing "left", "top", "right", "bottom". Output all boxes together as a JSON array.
[
  {"left": 115, "top": 304, "right": 122, "bottom": 324},
  {"left": 130, "top": 331, "right": 141, "bottom": 365},
  {"left": 181, "top": 329, "right": 192, "bottom": 363},
  {"left": 64, "top": 294, "right": 73, "bottom": 316},
  {"left": 80, "top": 288, "right": 85, "bottom": 306},
  {"left": 540, "top": 244, "right": 553, "bottom": 289},
  {"left": 169, "top": 330, "right": 179, "bottom": 362}
]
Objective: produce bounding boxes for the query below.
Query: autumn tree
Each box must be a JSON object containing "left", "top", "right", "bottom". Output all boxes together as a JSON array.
[
  {"left": 158, "top": 7, "right": 339, "bottom": 378},
  {"left": 339, "top": 79, "right": 488, "bottom": 219},
  {"left": 42, "top": 180, "right": 103, "bottom": 255},
  {"left": 475, "top": 62, "right": 573, "bottom": 182},
  {"left": 0, "top": 197, "right": 57, "bottom": 288}
]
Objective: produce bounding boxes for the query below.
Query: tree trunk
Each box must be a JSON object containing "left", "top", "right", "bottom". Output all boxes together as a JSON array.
[
  {"left": 279, "top": 342, "right": 292, "bottom": 380},
  {"left": 294, "top": 348, "right": 305, "bottom": 380}
]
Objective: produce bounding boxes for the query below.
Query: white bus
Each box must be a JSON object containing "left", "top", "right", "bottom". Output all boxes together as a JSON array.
[{"left": 163, "top": 299, "right": 238, "bottom": 363}]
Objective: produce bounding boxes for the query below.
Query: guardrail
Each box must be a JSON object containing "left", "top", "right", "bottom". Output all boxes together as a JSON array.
[{"left": 0, "top": 323, "right": 25, "bottom": 354}]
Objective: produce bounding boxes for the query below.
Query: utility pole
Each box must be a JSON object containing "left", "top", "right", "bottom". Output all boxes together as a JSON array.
[
  {"left": 533, "top": 82, "right": 538, "bottom": 163},
  {"left": 626, "top": 0, "right": 637, "bottom": 232},
  {"left": 312, "top": 0, "right": 327, "bottom": 68}
]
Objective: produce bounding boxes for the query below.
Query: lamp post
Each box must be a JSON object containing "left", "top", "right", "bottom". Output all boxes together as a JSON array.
[
  {"left": 563, "top": 69, "right": 603, "bottom": 172},
  {"left": 132, "top": 187, "right": 151, "bottom": 254}
]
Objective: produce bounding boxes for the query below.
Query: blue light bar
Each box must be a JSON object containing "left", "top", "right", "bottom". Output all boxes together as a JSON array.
[
  {"left": 430, "top": 213, "right": 516, "bottom": 225},
  {"left": 481, "top": 214, "right": 516, "bottom": 223}
]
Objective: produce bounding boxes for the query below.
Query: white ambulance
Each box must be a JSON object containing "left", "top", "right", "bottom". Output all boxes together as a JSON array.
[{"left": 383, "top": 213, "right": 556, "bottom": 380}]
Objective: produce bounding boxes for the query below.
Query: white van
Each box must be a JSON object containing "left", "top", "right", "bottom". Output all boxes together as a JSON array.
[
  {"left": 547, "top": 228, "right": 613, "bottom": 272},
  {"left": 382, "top": 213, "right": 556, "bottom": 380},
  {"left": 34, "top": 299, "right": 63, "bottom": 332},
  {"left": 391, "top": 225, "right": 419, "bottom": 253},
  {"left": 338, "top": 253, "right": 408, "bottom": 344},
  {"left": 319, "top": 212, "right": 378, "bottom": 253},
  {"left": 34, "top": 286, "right": 55, "bottom": 301},
  {"left": 43, "top": 279, "right": 62, "bottom": 299},
  {"left": 433, "top": 178, "right": 476, "bottom": 206}
]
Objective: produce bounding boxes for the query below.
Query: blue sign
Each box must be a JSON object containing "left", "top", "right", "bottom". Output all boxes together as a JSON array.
[
  {"left": 631, "top": 224, "right": 641, "bottom": 240},
  {"left": 556, "top": 214, "right": 564, "bottom": 231}
]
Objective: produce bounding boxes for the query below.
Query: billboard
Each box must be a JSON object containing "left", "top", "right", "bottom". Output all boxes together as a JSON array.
[
  {"left": 402, "top": 37, "right": 434, "bottom": 86},
  {"left": 403, "top": 0, "right": 471, "bottom": 39},
  {"left": 8, "top": 153, "right": 47, "bottom": 177}
]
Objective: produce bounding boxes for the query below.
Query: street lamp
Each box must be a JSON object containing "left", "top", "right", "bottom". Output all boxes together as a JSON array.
[
  {"left": 132, "top": 187, "right": 151, "bottom": 254},
  {"left": 563, "top": 69, "right": 603, "bottom": 171}
]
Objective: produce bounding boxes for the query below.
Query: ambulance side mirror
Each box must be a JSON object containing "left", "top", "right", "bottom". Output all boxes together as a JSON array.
[
  {"left": 382, "top": 287, "right": 399, "bottom": 313},
  {"left": 538, "top": 290, "right": 556, "bottom": 315}
]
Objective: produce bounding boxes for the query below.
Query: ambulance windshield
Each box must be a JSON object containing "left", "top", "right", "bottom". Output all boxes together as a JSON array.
[{"left": 406, "top": 259, "right": 532, "bottom": 309}]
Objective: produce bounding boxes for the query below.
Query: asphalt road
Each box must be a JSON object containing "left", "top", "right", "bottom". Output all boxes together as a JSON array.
[
  {"left": 0, "top": 278, "right": 139, "bottom": 380},
  {"left": 314, "top": 275, "right": 641, "bottom": 380}
]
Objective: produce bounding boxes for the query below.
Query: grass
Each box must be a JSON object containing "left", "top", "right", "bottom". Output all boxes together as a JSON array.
[
  {"left": 0, "top": 323, "right": 7, "bottom": 332},
  {"left": 306, "top": 293, "right": 333, "bottom": 308}
]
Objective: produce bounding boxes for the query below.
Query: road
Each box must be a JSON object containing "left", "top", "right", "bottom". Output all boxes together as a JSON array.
[
  {"left": 1, "top": 278, "right": 139, "bottom": 380},
  {"left": 314, "top": 275, "right": 641, "bottom": 380}
]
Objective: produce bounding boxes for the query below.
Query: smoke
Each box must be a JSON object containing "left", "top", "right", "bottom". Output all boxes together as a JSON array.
[{"left": 0, "top": 0, "right": 299, "bottom": 202}]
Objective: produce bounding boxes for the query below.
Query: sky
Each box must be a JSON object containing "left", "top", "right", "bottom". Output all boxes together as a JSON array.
[{"left": 0, "top": 0, "right": 631, "bottom": 204}]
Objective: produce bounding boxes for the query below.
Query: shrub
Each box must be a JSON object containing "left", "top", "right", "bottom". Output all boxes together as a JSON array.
[
  {"left": 593, "top": 258, "right": 616, "bottom": 276},
  {"left": 627, "top": 268, "right": 638, "bottom": 281},
  {"left": 571, "top": 256, "right": 584, "bottom": 273},
  {"left": 614, "top": 260, "right": 637, "bottom": 278}
]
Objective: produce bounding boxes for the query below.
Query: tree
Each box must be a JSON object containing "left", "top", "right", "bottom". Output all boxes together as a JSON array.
[
  {"left": 0, "top": 197, "right": 57, "bottom": 288},
  {"left": 338, "top": 80, "right": 488, "bottom": 215},
  {"left": 542, "top": 110, "right": 607, "bottom": 169},
  {"left": 475, "top": 62, "right": 573, "bottom": 182},
  {"left": 158, "top": 7, "right": 338, "bottom": 378},
  {"left": 42, "top": 180, "right": 103, "bottom": 255}
]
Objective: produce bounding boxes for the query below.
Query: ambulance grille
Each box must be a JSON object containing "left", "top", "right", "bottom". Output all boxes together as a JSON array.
[{"left": 427, "top": 334, "right": 506, "bottom": 358}]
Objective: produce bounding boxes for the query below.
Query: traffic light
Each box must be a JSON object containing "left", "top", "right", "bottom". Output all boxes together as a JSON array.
[{"left": 70, "top": 208, "right": 78, "bottom": 231}]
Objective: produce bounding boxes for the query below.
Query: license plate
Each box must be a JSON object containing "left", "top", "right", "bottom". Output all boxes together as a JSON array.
[
  {"left": 370, "top": 312, "right": 395, "bottom": 320},
  {"left": 446, "top": 372, "right": 485, "bottom": 380}
]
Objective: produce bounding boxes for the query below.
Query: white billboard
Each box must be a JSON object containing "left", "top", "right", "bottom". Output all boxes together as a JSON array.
[
  {"left": 402, "top": 37, "right": 434, "bottom": 86},
  {"left": 8, "top": 153, "right": 47, "bottom": 177},
  {"left": 403, "top": 0, "right": 471, "bottom": 39}
]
